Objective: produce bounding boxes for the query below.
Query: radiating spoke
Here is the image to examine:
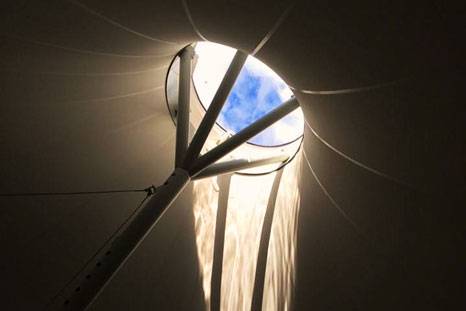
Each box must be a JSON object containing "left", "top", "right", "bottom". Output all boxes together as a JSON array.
[
  {"left": 182, "top": 0, "right": 208, "bottom": 41},
  {"left": 251, "top": 3, "right": 295, "bottom": 56},
  {"left": 304, "top": 119, "right": 414, "bottom": 188},
  {"left": 192, "top": 155, "right": 288, "bottom": 179},
  {"left": 3, "top": 34, "right": 173, "bottom": 58},
  {"left": 302, "top": 150, "right": 362, "bottom": 234},
  {"left": 182, "top": 50, "right": 248, "bottom": 168},
  {"left": 188, "top": 98, "right": 299, "bottom": 175},
  {"left": 290, "top": 77, "right": 408, "bottom": 95},
  {"left": 65, "top": 0, "right": 179, "bottom": 45}
]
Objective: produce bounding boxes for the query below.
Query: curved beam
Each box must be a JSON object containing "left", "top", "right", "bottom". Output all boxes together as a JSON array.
[{"left": 192, "top": 155, "right": 288, "bottom": 180}]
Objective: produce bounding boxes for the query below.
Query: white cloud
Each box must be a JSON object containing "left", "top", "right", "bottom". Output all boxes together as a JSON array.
[
  {"left": 193, "top": 42, "right": 303, "bottom": 146},
  {"left": 244, "top": 57, "right": 293, "bottom": 103}
]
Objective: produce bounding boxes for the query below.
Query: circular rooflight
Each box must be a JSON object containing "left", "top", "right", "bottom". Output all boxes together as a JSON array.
[{"left": 165, "top": 42, "right": 304, "bottom": 175}]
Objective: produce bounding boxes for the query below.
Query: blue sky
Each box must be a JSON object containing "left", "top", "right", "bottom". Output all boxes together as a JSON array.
[
  {"left": 193, "top": 42, "right": 303, "bottom": 146},
  {"left": 218, "top": 59, "right": 302, "bottom": 146}
]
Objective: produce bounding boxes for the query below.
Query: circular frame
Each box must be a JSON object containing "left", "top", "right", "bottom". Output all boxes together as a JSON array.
[{"left": 163, "top": 44, "right": 305, "bottom": 176}]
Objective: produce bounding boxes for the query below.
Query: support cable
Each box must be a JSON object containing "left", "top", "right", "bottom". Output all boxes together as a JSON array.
[
  {"left": 290, "top": 77, "right": 408, "bottom": 95},
  {"left": 192, "top": 155, "right": 288, "bottom": 180},
  {"left": 2, "top": 34, "right": 173, "bottom": 59},
  {"left": 65, "top": 0, "right": 179, "bottom": 46},
  {"left": 181, "top": 0, "right": 208, "bottom": 41},
  {"left": 302, "top": 150, "right": 362, "bottom": 234},
  {"left": 0, "top": 65, "right": 168, "bottom": 77},
  {"left": 0, "top": 185, "right": 157, "bottom": 198},
  {"left": 251, "top": 3, "right": 295, "bottom": 56},
  {"left": 302, "top": 150, "right": 404, "bottom": 264},
  {"left": 304, "top": 119, "right": 415, "bottom": 189}
]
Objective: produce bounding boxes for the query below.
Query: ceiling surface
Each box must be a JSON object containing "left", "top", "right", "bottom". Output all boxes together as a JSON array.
[{"left": 0, "top": 0, "right": 464, "bottom": 310}]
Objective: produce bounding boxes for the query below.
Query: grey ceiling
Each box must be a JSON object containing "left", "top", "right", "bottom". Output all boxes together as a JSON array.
[{"left": 0, "top": 0, "right": 464, "bottom": 310}]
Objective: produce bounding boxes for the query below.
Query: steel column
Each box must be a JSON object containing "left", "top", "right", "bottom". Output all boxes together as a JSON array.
[
  {"left": 192, "top": 155, "right": 288, "bottom": 180},
  {"left": 182, "top": 50, "right": 248, "bottom": 168},
  {"left": 188, "top": 98, "right": 299, "bottom": 175},
  {"left": 175, "top": 46, "right": 194, "bottom": 167},
  {"left": 49, "top": 169, "right": 190, "bottom": 311}
]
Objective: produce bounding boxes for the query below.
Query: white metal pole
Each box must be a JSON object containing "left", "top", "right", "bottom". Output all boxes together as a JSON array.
[
  {"left": 192, "top": 155, "right": 288, "bottom": 179},
  {"left": 182, "top": 50, "right": 247, "bottom": 168},
  {"left": 49, "top": 169, "right": 190, "bottom": 311},
  {"left": 175, "top": 46, "right": 194, "bottom": 167}
]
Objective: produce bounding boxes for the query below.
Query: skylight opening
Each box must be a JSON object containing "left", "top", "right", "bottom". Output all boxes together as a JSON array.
[
  {"left": 165, "top": 42, "right": 304, "bottom": 175},
  {"left": 192, "top": 42, "right": 304, "bottom": 147}
]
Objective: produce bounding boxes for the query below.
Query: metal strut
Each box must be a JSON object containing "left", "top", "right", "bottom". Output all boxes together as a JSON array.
[
  {"left": 175, "top": 46, "right": 194, "bottom": 167},
  {"left": 50, "top": 45, "right": 299, "bottom": 311},
  {"left": 182, "top": 50, "right": 248, "bottom": 167},
  {"left": 192, "top": 155, "right": 289, "bottom": 180},
  {"left": 188, "top": 97, "right": 299, "bottom": 176}
]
